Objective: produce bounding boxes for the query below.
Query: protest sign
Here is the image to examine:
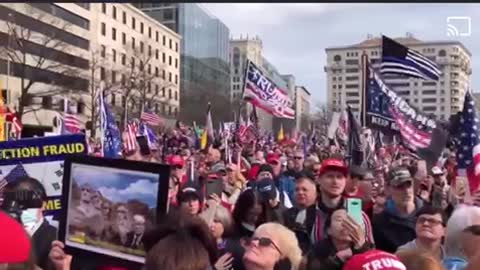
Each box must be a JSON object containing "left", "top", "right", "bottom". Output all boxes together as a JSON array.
[{"left": 0, "top": 134, "right": 87, "bottom": 221}]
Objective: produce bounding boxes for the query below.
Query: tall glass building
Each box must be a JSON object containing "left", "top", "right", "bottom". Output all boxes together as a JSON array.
[{"left": 134, "top": 3, "right": 231, "bottom": 124}]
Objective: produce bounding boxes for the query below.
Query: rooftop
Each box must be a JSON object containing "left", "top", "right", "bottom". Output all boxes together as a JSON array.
[{"left": 325, "top": 35, "right": 471, "bottom": 56}]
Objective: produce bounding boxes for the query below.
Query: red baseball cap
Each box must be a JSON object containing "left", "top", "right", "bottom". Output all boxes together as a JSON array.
[
  {"left": 0, "top": 211, "right": 31, "bottom": 263},
  {"left": 168, "top": 155, "right": 185, "bottom": 167},
  {"left": 266, "top": 153, "right": 280, "bottom": 164},
  {"left": 318, "top": 158, "right": 348, "bottom": 176},
  {"left": 343, "top": 250, "right": 406, "bottom": 270}
]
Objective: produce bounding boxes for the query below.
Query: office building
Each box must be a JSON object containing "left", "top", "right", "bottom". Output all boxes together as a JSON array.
[
  {"left": 294, "top": 85, "right": 311, "bottom": 130},
  {"left": 134, "top": 3, "right": 231, "bottom": 125},
  {"left": 325, "top": 33, "right": 472, "bottom": 120},
  {"left": 0, "top": 3, "right": 180, "bottom": 136}
]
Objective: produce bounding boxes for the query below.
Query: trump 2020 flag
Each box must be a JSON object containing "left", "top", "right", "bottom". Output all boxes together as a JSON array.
[
  {"left": 456, "top": 89, "right": 480, "bottom": 193},
  {"left": 243, "top": 60, "right": 294, "bottom": 119}
]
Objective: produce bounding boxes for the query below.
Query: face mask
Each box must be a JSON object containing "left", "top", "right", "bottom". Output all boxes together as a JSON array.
[{"left": 21, "top": 208, "right": 40, "bottom": 232}]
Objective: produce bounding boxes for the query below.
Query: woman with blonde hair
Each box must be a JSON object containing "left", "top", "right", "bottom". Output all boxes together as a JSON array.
[{"left": 243, "top": 222, "right": 302, "bottom": 270}]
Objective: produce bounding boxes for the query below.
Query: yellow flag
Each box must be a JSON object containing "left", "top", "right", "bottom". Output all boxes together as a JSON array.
[
  {"left": 0, "top": 80, "right": 5, "bottom": 142},
  {"left": 277, "top": 124, "right": 284, "bottom": 142},
  {"left": 200, "top": 129, "right": 208, "bottom": 150}
]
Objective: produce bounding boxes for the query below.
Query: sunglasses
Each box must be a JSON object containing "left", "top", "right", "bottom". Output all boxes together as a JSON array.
[{"left": 246, "top": 237, "right": 282, "bottom": 255}]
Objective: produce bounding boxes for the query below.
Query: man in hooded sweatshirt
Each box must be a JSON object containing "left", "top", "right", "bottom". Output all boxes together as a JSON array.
[{"left": 372, "top": 166, "right": 424, "bottom": 253}]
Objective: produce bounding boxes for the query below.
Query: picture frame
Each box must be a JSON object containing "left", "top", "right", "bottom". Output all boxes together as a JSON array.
[{"left": 58, "top": 155, "right": 170, "bottom": 268}]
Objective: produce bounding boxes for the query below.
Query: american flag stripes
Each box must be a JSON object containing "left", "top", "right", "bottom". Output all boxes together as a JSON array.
[
  {"left": 5, "top": 106, "right": 22, "bottom": 138},
  {"left": 456, "top": 90, "right": 480, "bottom": 193},
  {"left": 63, "top": 98, "right": 81, "bottom": 134},
  {"left": 388, "top": 106, "right": 431, "bottom": 149},
  {"left": 140, "top": 107, "right": 162, "bottom": 126},
  {"left": 381, "top": 35, "right": 442, "bottom": 81},
  {"left": 124, "top": 121, "right": 138, "bottom": 152}
]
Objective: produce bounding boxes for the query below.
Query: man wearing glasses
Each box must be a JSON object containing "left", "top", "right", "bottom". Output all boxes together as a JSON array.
[{"left": 397, "top": 206, "right": 446, "bottom": 260}]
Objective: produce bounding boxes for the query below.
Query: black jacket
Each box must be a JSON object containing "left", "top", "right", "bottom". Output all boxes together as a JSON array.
[
  {"left": 283, "top": 205, "right": 317, "bottom": 254},
  {"left": 32, "top": 220, "right": 58, "bottom": 270},
  {"left": 372, "top": 198, "right": 423, "bottom": 253},
  {"left": 306, "top": 238, "right": 373, "bottom": 270}
]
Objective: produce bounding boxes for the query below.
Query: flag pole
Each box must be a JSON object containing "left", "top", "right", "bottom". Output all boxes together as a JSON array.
[
  {"left": 360, "top": 51, "right": 368, "bottom": 127},
  {"left": 99, "top": 81, "right": 105, "bottom": 155}
]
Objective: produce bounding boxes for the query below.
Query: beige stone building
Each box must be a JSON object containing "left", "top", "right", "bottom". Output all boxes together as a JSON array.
[
  {"left": 0, "top": 3, "right": 180, "bottom": 135},
  {"left": 325, "top": 34, "right": 471, "bottom": 121}
]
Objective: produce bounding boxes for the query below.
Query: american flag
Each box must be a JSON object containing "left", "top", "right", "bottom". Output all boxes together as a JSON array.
[
  {"left": 124, "top": 121, "right": 138, "bottom": 152},
  {"left": 456, "top": 90, "right": 480, "bottom": 193},
  {"left": 5, "top": 106, "right": 22, "bottom": 138},
  {"left": 389, "top": 106, "right": 431, "bottom": 149},
  {"left": 140, "top": 107, "right": 162, "bottom": 127},
  {"left": 238, "top": 114, "right": 248, "bottom": 137},
  {"left": 63, "top": 98, "right": 81, "bottom": 134},
  {"left": 381, "top": 35, "right": 441, "bottom": 81},
  {"left": 0, "top": 164, "right": 30, "bottom": 204}
]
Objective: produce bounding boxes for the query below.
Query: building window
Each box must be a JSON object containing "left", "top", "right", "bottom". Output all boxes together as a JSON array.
[
  {"left": 112, "top": 6, "right": 117, "bottom": 19},
  {"left": 101, "top": 45, "right": 106, "bottom": 57},
  {"left": 101, "top": 22, "right": 106, "bottom": 36},
  {"left": 345, "top": 59, "right": 359, "bottom": 65},
  {"left": 148, "top": 45, "right": 152, "bottom": 57},
  {"left": 346, "top": 68, "right": 358, "bottom": 73},
  {"left": 122, "top": 11, "right": 126, "bottom": 24},
  {"left": 122, "top": 53, "right": 126, "bottom": 65},
  {"left": 155, "top": 84, "right": 159, "bottom": 95},
  {"left": 131, "top": 37, "right": 135, "bottom": 49},
  {"left": 112, "top": 49, "right": 116, "bottom": 62},
  {"left": 100, "top": 67, "right": 105, "bottom": 80},
  {"left": 148, "top": 27, "right": 152, "bottom": 38},
  {"left": 169, "top": 39, "right": 172, "bottom": 49},
  {"left": 175, "top": 42, "right": 178, "bottom": 52},
  {"left": 163, "top": 35, "right": 166, "bottom": 46},
  {"left": 121, "top": 74, "right": 126, "bottom": 86},
  {"left": 168, "top": 88, "right": 172, "bottom": 99},
  {"left": 131, "top": 57, "right": 135, "bottom": 69},
  {"left": 148, "top": 82, "right": 152, "bottom": 93},
  {"left": 174, "top": 91, "right": 178, "bottom": 100},
  {"left": 155, "top": 49, "right": 159, "bottom": 60},
  {"left": 101, "top": 3, "right": 106, "bottom": 13},
  {"left": 111, "top": 27, "right": 116, "bottom": 40},
  {"left": 162, "top": 53, "right": 166, "bottom": 63},
  {"left": 132, "top": 17, "right": 136, "bottom": 30},
  {"left": 111, "top": 71, "right": 116, "bottom": 83},
  {"left": 140, "top": 61, "right": 144, "bottom": 71},
  {"left": 122, "top": 32, "right": 126, "bottom": 44},
  {"left": 169, "top": 72, "right": 172, "bottom": 82},
  {"left": 156, "top": 31, "right": 159, "bottom": 42},
  {"left": 155, "top": 67, "right": 159, "bottom": 76},
  {"left": 169, "top": 56, "right": 172, "bottom": 66},
  {"left": 140, "top": 42, "right": 144, "bottom": 53},
  {"left": 175, "top": 74, "right": 178, "bottom": 84},
  {"left": 162, "top": 87, "right": 165, "bottom": 97},
  {"left": 175, "top": 58, "right": 178, "bottom": 68},
  {"left": 155, "top": 103, "right": 159, "bottom": 113},
  {"left": 148, "top": 64, "right": 151, "bottom": 74},
  {"left": 162, "top": 70, "right": 166, "bottom": 80},
  {"left": 140, "top": 22, "right": 144, "bottom": 33},
  {"left": 333, "top": 55, "right": 341, "bottom": 61}
]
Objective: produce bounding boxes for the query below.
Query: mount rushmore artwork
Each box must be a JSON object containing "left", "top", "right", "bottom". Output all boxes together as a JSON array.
[{"left": 65, "top": 163, "right": 159, "bottom": 262}]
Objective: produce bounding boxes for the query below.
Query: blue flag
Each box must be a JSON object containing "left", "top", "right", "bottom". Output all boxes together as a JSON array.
[
  {"left": 139, "top": 122, "right": 157, "bottom": 150},
  {"left": 100, "top": 97, "right": 122, "bottom": 158}
]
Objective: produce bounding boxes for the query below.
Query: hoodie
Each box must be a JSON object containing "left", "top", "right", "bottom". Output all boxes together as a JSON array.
[{"left": 372, "top": 197, "right": 424, "bottom": 253}]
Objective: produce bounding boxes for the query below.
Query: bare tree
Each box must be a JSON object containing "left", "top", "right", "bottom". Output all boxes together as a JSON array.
[
  {"left": 0, "top": 6, "right": 85, "bottom": 117},
  {"left": 119, "top": 40, "right": 175, "bottom": 128},
  {"left": 311, "top": 102, "right": 333, "bottom": 136}
]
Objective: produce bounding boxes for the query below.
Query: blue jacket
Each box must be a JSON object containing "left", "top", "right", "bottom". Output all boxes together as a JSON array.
[{"left": 276, "top": 174, "right": 295, "bottom": 203}]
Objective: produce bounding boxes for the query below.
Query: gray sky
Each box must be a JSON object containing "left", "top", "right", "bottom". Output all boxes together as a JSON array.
[{"left": 203, "top": 3, "right": 480, "bottom": 108}]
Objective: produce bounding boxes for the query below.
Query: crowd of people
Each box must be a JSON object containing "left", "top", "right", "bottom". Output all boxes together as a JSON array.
[{"left": 1, "top": 122, "right": 480, "bottom": 270}]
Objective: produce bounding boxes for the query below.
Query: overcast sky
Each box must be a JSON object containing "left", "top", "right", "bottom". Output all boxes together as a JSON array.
[{"left": 202, "top": 3, "right": 480, "bottom": 108}]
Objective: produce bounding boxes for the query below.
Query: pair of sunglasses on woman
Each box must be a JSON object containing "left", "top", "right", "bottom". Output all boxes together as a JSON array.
[{"left": 244, "top": 237, "right": 282, "bottom": 255}]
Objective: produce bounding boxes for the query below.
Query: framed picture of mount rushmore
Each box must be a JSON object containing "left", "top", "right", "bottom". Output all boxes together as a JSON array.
[{"left": 58, "top": 155, "right": 170, "bottom": 266}]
